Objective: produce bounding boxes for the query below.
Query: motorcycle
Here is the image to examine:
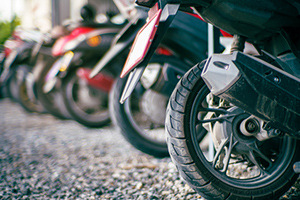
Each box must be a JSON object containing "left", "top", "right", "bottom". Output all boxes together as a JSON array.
[
  {"left": 124, "top": 0, "right": 300, "bottom": 199},
  {"left": 90, "top": 0, "right": 225, "bottom": 157},
  {"left": 52, "top": 24, "right": 122, "bottom": 126},
  {"left": 33, "top": 4, "right": 124, "bottom": 121},
  {"left": 0, "top": 28, "right": 46, "bottom": 113}
]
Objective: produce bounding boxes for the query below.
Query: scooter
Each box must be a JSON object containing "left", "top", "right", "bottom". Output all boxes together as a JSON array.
[{"left": 124, "top": 0, "right": 300, "bottom": 199}]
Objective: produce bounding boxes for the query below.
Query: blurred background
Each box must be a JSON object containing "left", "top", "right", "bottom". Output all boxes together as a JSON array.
[
  {"left": 0, "top": 0, "right": 119, "bottom": 44},
  {"left": 0, "top": 1, "right": 299, "bottom": 199}
]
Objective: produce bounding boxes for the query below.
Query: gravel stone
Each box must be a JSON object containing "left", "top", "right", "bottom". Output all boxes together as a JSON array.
[{"left": 0, "top": 99, "right": 299, "bottom": 199}]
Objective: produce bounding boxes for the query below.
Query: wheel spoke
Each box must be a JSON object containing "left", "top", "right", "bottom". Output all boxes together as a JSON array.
[
  {"left": 247, "top": 151, "right": 270, "bottom": 175},
  {"left": 213, "top": 138, "right": 229, "bottom": 168},
  {"left": 198, "top": 107, "right": 230, "bottom": 115},
  {"left": 247, "top": 143, "right": 273, "bottom": 171},
  {"left": 221, "top": 133, "right": 238, "bottom": 173},
  {"left": 196, "top": 114, "right": 236, "bottom": 124},
  {"left": 196, "top": 128, "right": 208, "bottom": 143}
]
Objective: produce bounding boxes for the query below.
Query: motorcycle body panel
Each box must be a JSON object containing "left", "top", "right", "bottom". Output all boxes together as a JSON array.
[
  {"left": 76, "top": 68, "right": 114, "bottom": 92},
  {"left": 44, "top": 24, "right": 122, "bottom": 93},
  {"left": 42, "top": 52, "right": 76, "bottom": 93},
  {"left": 122, "top": 4, "right": 179, "bottom": 75},
  {"left": 52, "top": 26, "right": 120, "bottom": 57},
  {"left": 91, "top": 6, "right": 211, "bottom": 80},
  {"left": 195, "top": 0, "right": 300, "bottom": 41},
  {"left": 202, "top": 51, "right": 300, "bottom": 136},
  {"left": 89, "top": 17, "right": 147, "bottom": 78},
  {"left": 136, "top": 0, "right": 300, "bottom": 40}
]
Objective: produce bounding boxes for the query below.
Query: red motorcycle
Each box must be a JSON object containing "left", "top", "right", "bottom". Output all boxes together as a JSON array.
[{"left": 34, "top": 4, "right": 124, "bottom": 122}]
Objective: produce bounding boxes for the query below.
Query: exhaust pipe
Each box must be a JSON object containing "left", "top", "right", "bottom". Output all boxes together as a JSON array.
[{"left": 201, "top": 51, "right": 300, "bottom": 137}]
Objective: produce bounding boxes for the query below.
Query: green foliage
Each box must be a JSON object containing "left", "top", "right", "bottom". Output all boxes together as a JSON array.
[{"left": 0, "top": 16, "right": 21, "bottom": 45}]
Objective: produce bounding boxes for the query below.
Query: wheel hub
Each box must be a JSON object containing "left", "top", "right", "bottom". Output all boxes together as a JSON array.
[
  {"left": 212, "top": 107, "right": 257, "bottom": 154},
  {"left": 140, "top": 89, "right": 168, "bottom": 125},
  {"left": 243, "top": 118, "right": 260, "bottom": 134}
]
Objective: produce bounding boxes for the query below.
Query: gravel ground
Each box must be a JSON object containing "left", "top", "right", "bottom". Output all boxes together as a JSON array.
[{"left": 0, "top": 98, "right": 300, "bottom": 199}]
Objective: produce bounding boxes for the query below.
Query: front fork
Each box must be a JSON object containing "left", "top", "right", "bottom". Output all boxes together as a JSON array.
[{"left": 43, "top": 51, "right": 75, "bottom": 93}]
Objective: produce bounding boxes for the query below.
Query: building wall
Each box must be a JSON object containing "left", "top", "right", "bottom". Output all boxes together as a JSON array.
[
  {"left": 0, "top": 0, "right": 89, "bottom": 33},
  {"left": 22, "top": 0, "right": 52, "bottom": 32},
  {"left": 88, "top": 0, "right": 119, "bottom": 16}
]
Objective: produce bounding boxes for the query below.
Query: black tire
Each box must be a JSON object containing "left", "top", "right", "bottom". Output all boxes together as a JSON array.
[
  {"left": 110, "top": 55, "right": 190, "bottom": 158},
  {"left": 61, "top": 68, "right": 110, "bottom": 128},
  {"left": 166, "top": 63, "right": 300, "bottom": 199},
  {"left": 35, "top": 55, "right": 70, "bottom": 119},
  {"left": 15, "top": 65, "right": 45, "bottom": 113},
  {"left": 7, "top": 70, "right": 19, "bottom": 102}
]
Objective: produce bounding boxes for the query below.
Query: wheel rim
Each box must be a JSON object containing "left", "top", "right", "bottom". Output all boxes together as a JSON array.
[
  {"left": 19, "top": 82, "right": 38, "bottom": 111},
  {"left": 123, "top": 84, "right": 166, "bottom": 145},
  {"left": 66, "top": 73, "right": 109, "bottom": 121},
  {"left": 188, "top": 84, "right": 297, "bottom": 189}
]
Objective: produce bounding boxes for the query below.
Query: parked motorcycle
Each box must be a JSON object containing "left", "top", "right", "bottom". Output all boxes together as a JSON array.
[
  {"left": 91, "top": 0, "right": 225, "bottom": 157},
  {"left": 33, "top": 4, "right": 123, "bottom": 121},
  {"left": 0, "top": 28, "right": 46, "bottom": 113},
  {"left": 52, "top": 24, "right": 121, "bottom": 125},
  {"left": 126, "top": 0, "right": 300, "bottom": 199}
]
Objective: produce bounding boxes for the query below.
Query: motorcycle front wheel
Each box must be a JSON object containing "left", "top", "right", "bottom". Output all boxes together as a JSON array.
[
  {"left": 166, "top": 63, "right": 300, "bottom": 199},
  {"left": 61, "top": 68, "right": 110, "bottom": 128},
  {"left": 35, "top": 55, "right": 70, "bottom": 119},
  {"left": 15, "top": 65, "right": 45, "bottom": 113},
  {"left": 110, "top": 55, "right": 190, "bottom": 158}
]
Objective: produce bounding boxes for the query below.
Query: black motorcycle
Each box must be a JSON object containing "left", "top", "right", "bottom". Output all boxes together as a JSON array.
[
  {"left": 90, "top": 2, "right": 224, "bottom": 157},
  {"left": 121, "top": 0, "right": 300, "bottom": 199}
]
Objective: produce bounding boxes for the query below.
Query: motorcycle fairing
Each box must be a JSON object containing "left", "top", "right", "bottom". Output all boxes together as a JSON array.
[
  {"left": 6, "top": 51, "right": 18, "bottom": 68},
  {"left": 89, "top": 7, "right": 210, "bottom": 80},
  {"left": 52, "top": 27, "right": 95, "bottom": 56},
  {"left": 120, "top": 8, "right": 162, "bottom": 78},
  {"left": 43, "top": 52, "right": 82, "bottom": 93},
  {"left": 52, "top": 27, "right": 120, "bottom": 57},
  {"left": 89, "top": 17, "right": 147, "bottom": 78},
  {"left": 136, "top": 0, "right": 211, "bottom": 9}
]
